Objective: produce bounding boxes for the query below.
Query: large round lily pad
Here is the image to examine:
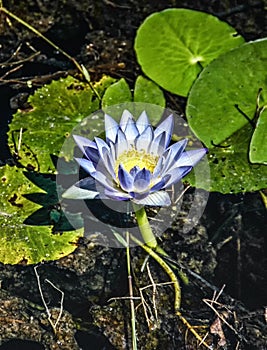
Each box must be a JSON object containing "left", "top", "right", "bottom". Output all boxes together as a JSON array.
[
  {"left": 134, "top": 8, "right": 244, "bottom": 97},
  {"left": 186, "top": 39, "right": 267, "bottom": 193}
]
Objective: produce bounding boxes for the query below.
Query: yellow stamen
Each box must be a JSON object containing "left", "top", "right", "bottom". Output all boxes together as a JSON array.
[{"left": 115, "top": 149, "right": 159, "bottom": 175}]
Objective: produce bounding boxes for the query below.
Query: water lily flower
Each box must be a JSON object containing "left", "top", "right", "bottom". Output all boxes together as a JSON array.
[{"left": 63, "top": 110, "right": 207, "bottom": 206}]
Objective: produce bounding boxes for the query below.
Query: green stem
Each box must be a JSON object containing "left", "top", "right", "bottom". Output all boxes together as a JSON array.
[
  {"left": 133, "top": 203, "right": 188, "bottom": 285},
  {"left": 132, "top": 203, "right": 158, "bottom": 249}
]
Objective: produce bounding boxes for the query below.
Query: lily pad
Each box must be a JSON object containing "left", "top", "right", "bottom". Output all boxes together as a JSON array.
[
  {"left": 0, "top": 165, "right": 82, "bottom": 264},
  {"left": 249, "top": 106, "right": 267, "bottom": 164},
  {"left": 134, "top": 75, "right": 166, "bottom": 115},
  {"left": 9, "top": 75, "right": 116, "bottom": 172},
  {"left": 101, "top": 78, "right": 132, "bottom": 108},
  {"left": 186, "top": 39, "right": 267, "bottom": 193},
  {"left": 101, "top": 76, "right": 165, "bottom": 123},
  {"left": 185, "top": 122, "right": 267, "bottom": 193},
  {"left": 134, "top": 8, "right": 244, "bottom": 96}
]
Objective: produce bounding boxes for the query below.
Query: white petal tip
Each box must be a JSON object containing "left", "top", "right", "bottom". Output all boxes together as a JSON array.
[{"left": 62, "top": 185, "right": 98, "bottom": 200}]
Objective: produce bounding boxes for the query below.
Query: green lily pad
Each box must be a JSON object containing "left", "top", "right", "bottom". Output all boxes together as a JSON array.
[
  {"left": 249, "top": 106, "right": 267, "bottom": 164},
  {"left": 134, "top": 8, "right": 244, "bottom": 97},
  {"left": 186, "top": 39, "right": 267, "bottom": 193},
  {"left": 0, "top": 165, "right": 82, "bottom": 264},
  {"left": 186, "top": 122, "right": 267, "bottom": 193},
  {"left": 133, "top": 75, "right": 166, "bottom": 116},
  {"left": 9, "top": 75, "right": 116, "bottom": 172},
  {"left": 101, "top": 76, "right": 165, "bottom": 123},
  {"left": 101, "top": 78, "right": 132, "bottom": 108}
]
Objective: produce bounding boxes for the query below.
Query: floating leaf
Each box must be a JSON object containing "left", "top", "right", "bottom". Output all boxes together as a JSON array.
[
  {"left": 101, "top": 78, "right": 132, "bottom": 108},
  {"left": 0, "top": 165, "right": 82, "bottom": 264},
  {"left": 249, "top": 107, "right": 267, "bottom": 164},
  {"left": 133, "top": 75, "right": 166, "bottom": 119},
  {"left": 186, "top": 123, "right": 267, "bottom": 193},
  {"left": 134, "top": 8, "right": 244, "bottom": 97},
  {"left": 102, "top": 76, "right": 165, "bottom": 124},
  {"left": 9, "top": 75, "right": 116, "bottom": 172},
  {"left": 186, "top": 39, "right": 267, "bottom": 193}
]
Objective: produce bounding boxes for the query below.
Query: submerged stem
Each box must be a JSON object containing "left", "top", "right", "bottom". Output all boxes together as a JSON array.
[
  {"left": 130, "top": 234, "right": 211, "bottom": 349},
  {"left": 126, "top": 232, "right": 138, "bottom": 350},
  {"left": 130, "top": 234, "right": 181, "bottom": 310}
]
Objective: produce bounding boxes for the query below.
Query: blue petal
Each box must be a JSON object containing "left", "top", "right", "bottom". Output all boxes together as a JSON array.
[
  {"left": 134, "top": 191, "right": 171, "bottom": 206},
  {"left": 105, "top": 114, "right": 119, "bottom": 144},
  {"left": 149, "top": 132, "right": 166, "bottom": 155},
  {"left": 115, "top": 129, "right": 129, "bottom": 158},
  {"left": 62, "top": 178, "right": 98, "bottom": 199},
  {"left": 73, "top": 135, "right": 100, "bottom": 164},
  {"left": 160, "top": 139, "right": 188, "bottom": 174},
  {"left": 109, "top": 142, "right": 116, "bottom": 164},
  {"left": 173, "top": 149, "right": 207, "bottom": 168},
  {"left": 93, "top": 170, "right": 116, "bottom": 192},
  {"left": 124, "top": 117, "right": 139, "bottom": 143},
  {"left": 120, "top": 110, "right": 134, "bottom": 131},
  {"left": 73, "top": 135, "right": 97, "bottom": 154},
  {"left": 133, "top": 168, "right": 151, "bottom": 192},
  {"left": 104, "top": 188, "right": 132, "bottom": 201},
  {"left": 135, "top": 125, "right": 153, "bottom": 152},
  {"left": 150, "top": 178, "right": 168, "bottom": 192},
  {"left": 154, "top": 114, "right": 174, "bottom": 148},
  {"left": 152, "top": 156, "right": 164, "bottom": 178},
  {"left": 74, "top": 177, "right": 96, "bottom": 190},
  {"left": 84, "top": 146, "right": 100, "bottom": 164},
  {"left": 62, "top": 186, "right": 98, "bottom": 199},
  {"left": 75, "top": 158, "right": 96, "bottom": 176},
  {"left": 130, "top": 166, "right": 140, "bottom": 177},
  {"left": 130, "top": 191, "right": 150, "bottom": 200},
  {"left": 101, "top": 148, "right": 116, "bottom": 180},
  {"left": 118, "top": 164, "right": 134, "bottom": 191},
  {"left": 162, "top": 166, "right": 192, "bottom": 188},
  {"left": 95, "top": 137, "right": 110, "bottom": 160},
  {"left": 136, "top": 111, "right": 150, "bottom": 134},
  {"left": 94, "top": 136, "right": 109, "bottom": 149}
]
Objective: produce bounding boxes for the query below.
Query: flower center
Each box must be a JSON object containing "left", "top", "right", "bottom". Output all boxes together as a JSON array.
[{"left": 115, "top": 149, "right": 159, "bottom": 175}]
